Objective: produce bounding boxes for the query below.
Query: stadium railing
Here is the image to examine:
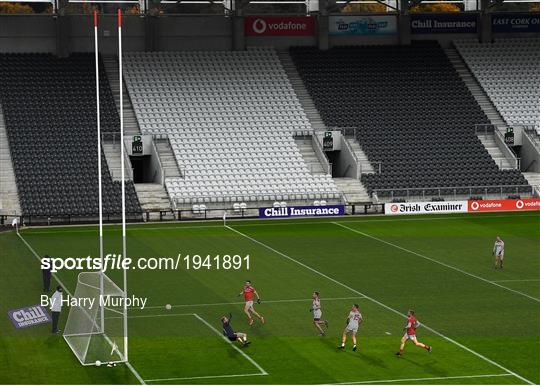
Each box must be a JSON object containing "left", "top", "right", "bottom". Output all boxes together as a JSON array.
[
  {"left": 474, "top": 123, "right": 522, "bottom": 170},
  {"left": 0, "top": 203, "right": 384, "bottom": 226},
  {"left": 372, "top": 184, "right": 534, "bottom": 202}
]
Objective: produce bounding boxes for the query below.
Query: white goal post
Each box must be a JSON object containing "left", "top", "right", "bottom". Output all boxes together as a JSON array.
[{"left": 63, "top": 11, "right": 129, "bottom": 367}]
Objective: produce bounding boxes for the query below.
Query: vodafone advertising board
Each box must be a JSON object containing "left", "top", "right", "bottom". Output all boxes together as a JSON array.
[
  {"left": 385, "top": 198, "right": 540, "bottom": 215},
  {"left": 245, "top": 16, "right": 315, "bottom": 36},
  {"left": 468, "top": 198, "right": 540, "bottom": 212}
]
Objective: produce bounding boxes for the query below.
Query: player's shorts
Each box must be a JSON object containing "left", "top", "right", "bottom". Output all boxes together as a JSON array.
[
  {"left": 403, "top": 333, "right": 417, "bottom": 341},
  {"left": 245, "top": 301, "right": 254, "bottom": 309},
  {"left": 345, "top": 325, "right": 358, "bottom": 334},
  {"left": 313, "top": 309, "right": 322, "bottom": 320},
  {"left": 227, "top": 334, "right": 237, "bottom": 342}
]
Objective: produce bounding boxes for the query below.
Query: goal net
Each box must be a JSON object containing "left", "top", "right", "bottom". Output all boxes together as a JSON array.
[{"left": 63, "top": 272, "right": 127, "bottom": 366}]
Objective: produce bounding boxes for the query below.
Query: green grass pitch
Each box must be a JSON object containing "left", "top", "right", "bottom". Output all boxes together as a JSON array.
[{"left": 0, "top": 212, "right": 539, "bottom": 384}]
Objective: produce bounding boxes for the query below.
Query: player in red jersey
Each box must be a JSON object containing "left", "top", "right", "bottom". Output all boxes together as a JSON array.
[
  {"left": 238, "top": 280, "right": 265, "bottom": 325},
  {"left": 396, "top": 310, "right": 432, "bottom": 357}
]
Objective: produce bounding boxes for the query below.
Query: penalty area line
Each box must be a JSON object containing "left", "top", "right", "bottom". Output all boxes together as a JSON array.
[
  {"left": 145, "top": 372, "right": 266, "bottom": 383},
  {"left": 142, "top": 296, "right": 363, "bottom": 310},
  {"left": 226, "top": 225, "right": 534, "bottom": 385},
  {"left": 334, "top": 373, "right": 514, "bottom": 384},
  {"left": 193, "top": 313, "right": 268, "bottom": 376}
]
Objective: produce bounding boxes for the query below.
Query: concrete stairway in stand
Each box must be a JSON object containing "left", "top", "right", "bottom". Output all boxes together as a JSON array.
[
  {"left": 523, "top": 172, "right": 540, "bottom": 192},
  {"left": 445, "top": 47, "right": 506, "bottom": 127},
  {"left": 477, "top": 134, "right": 513, "bottom": 170},
  {"left": 155, "top": 138, "right": 182, "bottom": 179},
  {"left": 344, "top": 136, "right": 375, "bottom": 174},
  {"left": 0, "top": 104, "right": 21, "bottom": 219},
  {"left": 333, "top": 177, "right": 371, "bottom": 204},
  {"left": 295, "top": 137, "right": 326, "bottom": 175},
  {"left": 103, "top": 55, "right": 141, "bottom": 136},
  {"left": 278, "top": 51, "right": 325, "bottom": 130},
  {"left": 134, "top": 183, "right": 175, "bottom": 220},
  {"left": 102, "top": 139, "right": 132, "bottom": 181}
]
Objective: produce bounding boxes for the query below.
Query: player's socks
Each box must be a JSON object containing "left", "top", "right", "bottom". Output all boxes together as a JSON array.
[
  {"left": 353, "top": 345, "right": 357, "bottom": 351},
  {"left": 338, "top": 343, "right": 345, "bottom": 349},
  {"left": 427, "top": 346, "right": 432, "bottom": 353},
  {"left": 260, "top": 316, "right": 265, "bottom": 324}
]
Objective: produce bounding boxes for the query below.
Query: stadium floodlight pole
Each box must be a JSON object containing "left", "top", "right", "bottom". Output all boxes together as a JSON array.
[
  {"left": 94, "top": 10, "right": 105, "bottom": 334},
  {"left": 118, "top": 8, "right": 128, "bottom": 362}
]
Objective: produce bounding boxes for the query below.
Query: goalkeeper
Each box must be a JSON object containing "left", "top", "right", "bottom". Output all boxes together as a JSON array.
[{"left": 221, "top": 313, "right": 251, "bottom": 346}]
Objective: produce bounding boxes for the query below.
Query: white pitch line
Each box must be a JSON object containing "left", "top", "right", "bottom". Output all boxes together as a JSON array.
[
  {"left": 226, "top": 225, "right": 534, "bottom": 385},
  {"left": 492, "top": 278, "right": 540, "bottom": 283},
  {"left": 19, "top": 213, "right": 539, "bottom": 234},
  {"left": 193, "top": 313, "right": 268, "bottom": 376},
  {"left": 334, "top": 222, "right": 540, "bottom": 303},
  {"left": 106, "top": 313, "right": 195, "bottom": 320},
  {"left": 335, "top": 373, "right": 513, "bottom": 384},
  {"left": 145, "top": 372, "right": 266, "bottom": 383},
  {"left": 142, "top": 296, "right": 362, "bottom": 310},
  {"left": 16, "top": 231, "right": 146, "bottom": 385}
]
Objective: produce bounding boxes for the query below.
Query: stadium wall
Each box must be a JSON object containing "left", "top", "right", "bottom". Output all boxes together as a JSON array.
[
  {"left": 0, "top": 13, "right": 539, "bottom": 54},
  {"left": 0, "top": 15, "right": 56, "bottom": 53}
]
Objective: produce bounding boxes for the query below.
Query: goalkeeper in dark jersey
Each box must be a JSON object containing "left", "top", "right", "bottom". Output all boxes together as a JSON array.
[{"left": 221, "top": 313, "right": 251, "bottom": 346}]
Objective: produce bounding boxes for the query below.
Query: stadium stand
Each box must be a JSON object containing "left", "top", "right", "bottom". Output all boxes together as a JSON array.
[
  {"left": 454, "top": 38, "right": 540, "bottom": 131},
  {"left": 123, "top": 48, "right": 340, "bottom": 205},
  {"left": 0, "top": 53, "right": 142, "bottom": 218},
  {"left": 290, "top": 41, "right": 530, "bottom": 198}
]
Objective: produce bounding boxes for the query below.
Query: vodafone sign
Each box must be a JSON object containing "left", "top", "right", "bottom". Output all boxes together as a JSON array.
[
  {"left": 469, "top": 198, "right": 540, "bottom": 212},
  {"left": 245, "top": 16, "right": 315, "bottom": 36}
]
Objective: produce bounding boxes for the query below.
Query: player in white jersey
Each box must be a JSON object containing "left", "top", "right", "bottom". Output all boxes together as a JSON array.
[
  {"left": 493, "top": 236, "right": 505, "bottom": 269},
  {"left": 338, "top": 304, "right": 362, "bottom": 351},
  {"left": 310, "top": 292, "right": 329, "bottom": 336}
]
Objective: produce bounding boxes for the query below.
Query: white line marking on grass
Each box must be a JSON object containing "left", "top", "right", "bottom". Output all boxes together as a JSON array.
[
  {"left": 16, "top": 231, "right": 146, "bottom": 385},
  {"left": 226, "top": 225, "right": 535, "bottom": 385},
  {"left": 492, "top": 279, "right": 540, "bottom": 283},
  {"left": 142, "top": 296, "right": 362, "bottom": 310},
  {"left": 20, "top": 213, "right": 538, "bottom": 234},
  {"left": 106, "top": 313, "right": 196, "bottom": 319},
  {"left": 193, "top": 313, "right": 268, "bottom": 376},
  {"left": 145, "top": 372, "right": 266, "bottom": 383},
  {"left": 334, "top": 222, "right": 540, "bottom": 303},
  {"left": 335, "top": 373, "right": 513, "bottom": 384},
  {"left": 107, "top": 312, "right": 268, "bottom": 382}
]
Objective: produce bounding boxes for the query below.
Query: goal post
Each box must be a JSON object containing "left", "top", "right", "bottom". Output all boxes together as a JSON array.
[{"left": 63, "top": 272, "right": 127, "bottom": 366}]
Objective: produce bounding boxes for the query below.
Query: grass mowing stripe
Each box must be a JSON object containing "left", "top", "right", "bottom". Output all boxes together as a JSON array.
[
  {"left": 226, "top": 224, "right": 535, "bottom": 385},
  {"left": 193, "top": 313, "right": 269, "bottom": 376},
  {"left": 141, "top": 296, "right": 363, "bottom": 310},
  {"left": 335, "top": 373, "right": 513, "bottom": 384},
  {"left": 334, "top": 222, "right": 540, "bottom": 303},
  {"left": 16, "top": 230, "right": 146, "bottom": 385},
  {"left": 21, "top": 213, "right": 539, "bottom": 234},
  {"left": 145, "top": 373, "right": 266, "bottom": 382}
]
